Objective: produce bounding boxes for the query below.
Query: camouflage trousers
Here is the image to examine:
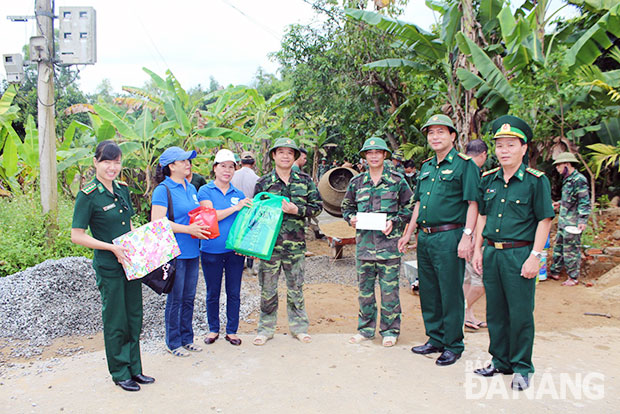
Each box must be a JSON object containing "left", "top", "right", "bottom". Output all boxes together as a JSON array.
[
  {"left": 257, "top": 245, "right": 309, "bottom": 337},
  {"left": 550, "top": 228, "right": 582, "bottom": 280},
  {"left": 356, "top": 258, "right": 402, "bottom": 338}
]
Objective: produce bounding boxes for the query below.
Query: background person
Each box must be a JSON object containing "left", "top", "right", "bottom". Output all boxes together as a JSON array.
[
  {"left": 398, "top": 114, "right": 480, "bottom": 367},
  {"left": 463, "top": 139, "right": 488, "bottom": 330},
  {"left": 198, "top": 149, "right": 251, "bottom": 346},
  {"left": 342, "top": 137, "right": 414, "bottom": 347},
  {"left": 152, "top": 146, "right": 210, "bottom": 358},
  {"left": 549, "top": 152, "right": 591, "bottom": 286},
  {"left": 71, "top": 140, "right": 154, "bottom": 392},
  {"left": 252, "top": 138, "right": 323, "bottom": 346},
  {"left": 292, "top": 147, "right": 308, "bottom": 173},
  {"left": 471, "top": 116, "right": 554, "bottom": 391},
  {"left": 187, "top": 159, "right": 207, "bottom": 191}
]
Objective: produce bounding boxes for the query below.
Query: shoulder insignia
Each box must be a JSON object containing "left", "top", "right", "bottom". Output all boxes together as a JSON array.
[
  {"left": 457, "top": 152, "right": 472, "bottom": 160},
  {"left": 526, "top": 167, "right": 545, "bottom": 178},
  {"left": 116, "top": 180, "right": 128, "bottom": 186},
  {"left": 422, "top": 156, "right": 433, "bottom": 164},
  {"left": 482, "top": 167, "right": 500, "bottom": 177},
  {"left": 81, "top": 182, "right": 97, "bottom": 194}
]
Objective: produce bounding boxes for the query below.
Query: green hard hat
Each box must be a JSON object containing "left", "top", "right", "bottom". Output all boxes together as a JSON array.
[
  {"left": 421, "top": 114, "right": 457, "bottom": 134},
  {"left": 491, "top": 115, "right": 533, "bottom": 143},
  {"left": 269, "top": 138, "right": 300, "bottom": 159},
  {"left": 359, "top": 137, "right": 392, "bottom": 156},
  {"left": 553, "top": 152, "right": 579, "bottom": 165}
]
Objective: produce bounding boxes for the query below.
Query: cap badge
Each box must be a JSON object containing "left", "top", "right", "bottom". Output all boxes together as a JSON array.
[
  {"left": 286, "top": 139, "right": 292, "bottom": 144},
  {"left": 501, "top": 123, "right": 511, "bottom": 132},
  {"left": 433, "top": 116, "right": 439, "bottom": 121},
  {"left": 370, "top": 140, "right": 375, "bottom": 145}
]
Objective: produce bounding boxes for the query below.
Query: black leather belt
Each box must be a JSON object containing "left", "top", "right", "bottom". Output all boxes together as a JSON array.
[
  {"left": 486, "top": 239, "right": 532, "bottom": 250},
  {"left": 420, "top": 223, "right": 464, "bottom": 234}
]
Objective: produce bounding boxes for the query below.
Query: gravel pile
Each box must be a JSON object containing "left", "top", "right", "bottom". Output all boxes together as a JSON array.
[
  {"left": 1, "top": 252, "right": 413, "bottom": 358},
  {"left": 0, "top": 257, "right": 259, "bottom": 358}
]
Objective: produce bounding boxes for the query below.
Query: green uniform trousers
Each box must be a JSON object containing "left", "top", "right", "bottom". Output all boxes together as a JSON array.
[
  {"left": 257, "top": 245, "right": 309, "bottom": 337},
  {"left": 96, "top": 271, "right": 143, "bottom": 382},
  {"left": 483, "top": 245, "right": 536, "bottom": 375},
  {"left": 550, "top": 229, "right": 582, "bottom": 280},
  {"left": 356, "top": 258, "right": 402, "bottom": 338},
  {"left": 417, "top": 229, "right": 465, "bottom": 354}
]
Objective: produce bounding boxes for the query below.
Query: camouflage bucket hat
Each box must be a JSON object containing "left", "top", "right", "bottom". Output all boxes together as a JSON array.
[
  {"left": 553, "top": 152, "right": 579, "bottom": 165},
  {"left": 421, "top": 114, "right": 457, "bottom": 134},
  {"left": 269, "top": 138, "right": 300, "bottom": 159},
  {"left": 392, "top": 149, "right": 404, "bottom": 161},
  {"left": 359, "top": 137, "right": 392, "bottom": 156}
]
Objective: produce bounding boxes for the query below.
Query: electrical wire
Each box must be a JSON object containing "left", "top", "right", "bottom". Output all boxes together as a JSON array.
[{"left": 218, "top": 0, "right": 281, "bottom": 40}]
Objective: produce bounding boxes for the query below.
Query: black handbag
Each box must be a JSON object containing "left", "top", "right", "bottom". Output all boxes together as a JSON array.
[{"left": 141, "top": 185, "right": 177, "bottom": 295}]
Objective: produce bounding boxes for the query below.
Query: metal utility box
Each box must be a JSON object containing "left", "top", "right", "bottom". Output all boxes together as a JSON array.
[
  {"left": 58, "top": 7, "right": 96, "bottom": 65},
  {"left": 3, "top": 54, "right": 24, "bottom": 83}
]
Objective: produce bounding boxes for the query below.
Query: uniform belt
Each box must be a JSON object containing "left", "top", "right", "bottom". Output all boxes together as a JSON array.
[
  {"left": 420, "top": 223, "right": 464, "bottom": 234},
  {"left": 486, "top": 239, "right": 532, "bottom": 250}
]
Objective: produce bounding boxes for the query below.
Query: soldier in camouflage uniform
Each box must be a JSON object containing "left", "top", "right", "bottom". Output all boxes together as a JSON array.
[
  {"left": 317, "top": 157, "right": 329, "bottom": 182},
  {"left": 391, "top": 150, "right": 407, "bottom": 176},
  {"left": 342, "top": 137, "right": 414, "bottom": 347},
  {"left": 252, "top": 138, "right": 323, "bottom": 345},
  {"left": 549, "top": 152, "right": 591, "bottom": 286}
]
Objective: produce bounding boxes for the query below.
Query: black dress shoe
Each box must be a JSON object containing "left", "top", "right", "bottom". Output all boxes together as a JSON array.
[
  {"left": 511, "top": 373, "right": 531, "bottom": 391},
  {"left": 225, "top": 335, "right": 242, "bottom": 346},
  {"left": 114, "top": 379, "right": 140, "bottom": 392},
  {"left": 204, "top": 334, "right": 219, "bottom": 344},
  {"left": 435, "top": 350, "right": 461, "bottom": 366},
  {"left": 132, "top": 374, "right": 155, "bottom": 384},
  {"left": 474, "top": 365, "right": 513, "bottom": 377},
  {"left": 411, "top": 342, "right": 444, "bottom": 355}
]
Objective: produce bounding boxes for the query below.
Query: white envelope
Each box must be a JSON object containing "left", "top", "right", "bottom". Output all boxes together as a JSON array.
[{"left": 356, "top": 212, "right": 387, "bottom": 231}]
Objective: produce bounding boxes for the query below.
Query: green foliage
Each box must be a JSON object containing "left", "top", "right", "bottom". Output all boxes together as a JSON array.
[{"left": 0, "top": 192, "right": 92, "bottom": 277}]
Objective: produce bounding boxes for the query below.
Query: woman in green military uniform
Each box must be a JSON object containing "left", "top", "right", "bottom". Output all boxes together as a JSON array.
[{"left": 71, "top": 141, "right": 154, "bottom": 392}]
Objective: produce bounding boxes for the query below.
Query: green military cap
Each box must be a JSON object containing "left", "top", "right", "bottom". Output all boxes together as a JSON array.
[
  {"left": 359, "top": 137, "right": 392, "bottom": 156},
  {"left": 269, "top": 138, "right": 300, "bottom": 159},
  {"left": 392, "top": 149, "right": 404, "bottom": 161},
  {"left": 552, "top": 152, "right": 579, "bottom": 165},
  {"left": 491, "top": 115, "right": 533, "bottom": 143},
  {"left": 421, "top": 114, "right": 457, "bottom": 134}
]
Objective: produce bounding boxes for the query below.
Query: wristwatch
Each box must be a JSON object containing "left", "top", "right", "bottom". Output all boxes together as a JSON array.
[
  {"left": 530, "top": 250, "right": 543, "bottom": 260},
  {"left": 463, "top": 228, "right": 473, "bottom": 236}
]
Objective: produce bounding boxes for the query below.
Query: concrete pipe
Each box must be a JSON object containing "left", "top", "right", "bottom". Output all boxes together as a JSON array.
[{"left": 318, "top": 167, "right": 358, "bottom": 217}]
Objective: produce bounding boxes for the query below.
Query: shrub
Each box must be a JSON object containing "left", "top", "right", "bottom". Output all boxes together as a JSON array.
[{"left": 0, "top": 192, "right": 92, "bottom": 277}]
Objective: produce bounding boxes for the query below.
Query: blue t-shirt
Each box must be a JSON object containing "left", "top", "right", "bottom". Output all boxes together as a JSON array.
[
  {"left": 198, "top": 181, "right": 246, "bottom": 254},
  {"left": 152, "top": 176, "right": 200, "bottom": 259}
]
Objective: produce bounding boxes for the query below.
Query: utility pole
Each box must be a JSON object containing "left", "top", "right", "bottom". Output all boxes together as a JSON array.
[{"left": 36, "top": 0, "right": 58, "bottom": 218}]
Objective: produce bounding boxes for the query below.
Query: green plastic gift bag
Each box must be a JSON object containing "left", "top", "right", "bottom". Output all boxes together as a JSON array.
[{"left": 225, "top": 192, "right": 288, "bottom": 260}]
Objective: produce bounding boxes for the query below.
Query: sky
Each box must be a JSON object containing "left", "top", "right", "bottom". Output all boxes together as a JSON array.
[{"left": 1, "top": 0, "right": 576, "bottom": 95}]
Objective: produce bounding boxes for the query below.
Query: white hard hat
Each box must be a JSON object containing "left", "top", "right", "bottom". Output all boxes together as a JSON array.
[{"left": 214, "top": 149, "right": 236, "bottom": 164}]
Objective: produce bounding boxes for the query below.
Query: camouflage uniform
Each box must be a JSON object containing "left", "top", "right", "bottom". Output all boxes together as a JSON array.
[
  {"left": 342, "top": 169, "right": 414, "bottom": 338},
  {"left": 550, "top": 169, "right": 590, "bottom": 280},
  {"left": 254, "top": 169, "right": 323, "bottom": 336}
]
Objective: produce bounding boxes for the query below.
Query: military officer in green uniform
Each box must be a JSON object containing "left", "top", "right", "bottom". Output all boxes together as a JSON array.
[
  {"left": 342, "top": 137, "right": 414, "bottom": 347},
  {"left": 253, "top": 138, "right": 323, "bottom": 346},
  {"left": 71, "top": 141, "right": 154, "bottom": 392},
  {"left": 549, "top": 152, "right": 591, "bottom": 286},
  {"left": 471, "top": 116, "right": 554, "bottom": 391},
  {"left": 398, "top": 114, "right": 481, "bottom": 366}
]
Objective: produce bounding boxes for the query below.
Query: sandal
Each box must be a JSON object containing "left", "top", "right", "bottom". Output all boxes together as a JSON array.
[
  {"left": 562, "top": 278, "right": 579, "bottom": 286},
  {"left": 382, "top": 336, "right": 397, "bottom": 347},
  {"left": 349, "top": 333, "right": 373, "bottom": 344},
  {"left": 167, "top": 347, "right": 190, "bottom": 357},
  {"left": 183, "top": 343, "right": 203, "bottom": 352},
  {"left": 465, "top": 320, "right": 487, "bottom": 330},
  {"left": 253, "top": 335, "right": 272, "bottom": 346},
  {"left": 295, "top": 333, "right": 312, "bottom": 344},
  {"left": 548, "top": 273, "right": 560, "bottom": 281}
]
